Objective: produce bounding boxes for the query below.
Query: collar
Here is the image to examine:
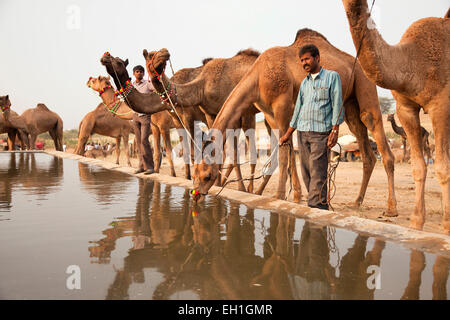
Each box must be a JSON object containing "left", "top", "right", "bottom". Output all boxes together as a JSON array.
[{"left": 307, "top": 67, "right": 324, "bottom": 80}]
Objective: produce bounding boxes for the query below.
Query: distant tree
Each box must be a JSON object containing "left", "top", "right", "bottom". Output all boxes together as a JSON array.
[{"left": 379, "top": 96, "right": 395, "bottom": 114}]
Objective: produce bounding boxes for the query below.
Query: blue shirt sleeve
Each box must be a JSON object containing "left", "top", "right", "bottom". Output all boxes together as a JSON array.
[
  {"left": 289, "top": 86, "right": 303, "bottom": 129},
  {"left": 331, "top": 72, "right": 344, "bottom": 126}
]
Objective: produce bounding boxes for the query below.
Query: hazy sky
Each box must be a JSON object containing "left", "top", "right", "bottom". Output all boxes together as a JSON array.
[{"left": 0, "top": 0, "right": 448, "bottom": 129}]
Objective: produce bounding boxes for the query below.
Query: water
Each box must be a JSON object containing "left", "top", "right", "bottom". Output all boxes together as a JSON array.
[{"left": 0, "top": 152, "right": 448, "bottom": 300}]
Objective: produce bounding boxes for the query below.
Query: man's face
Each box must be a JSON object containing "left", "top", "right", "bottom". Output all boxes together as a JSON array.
[
  {"left": 134, "top": 69, "right": 144, "bottom": 81},
  {"left": 300, "top": 52, "right": 319, "bottom": 73}
]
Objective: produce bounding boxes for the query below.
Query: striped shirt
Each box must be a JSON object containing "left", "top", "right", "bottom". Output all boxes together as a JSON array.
[
  {"left": 133, "top": 80, "right": 155, "bottom": 117},
  {"left": 289, "top": 68, "right": 344, "bottom": 132}
]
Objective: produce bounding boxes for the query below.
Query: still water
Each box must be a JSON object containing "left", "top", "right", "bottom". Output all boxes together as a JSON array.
[{"left": 0, "top": 153, "right": 448, "bottom": 300}]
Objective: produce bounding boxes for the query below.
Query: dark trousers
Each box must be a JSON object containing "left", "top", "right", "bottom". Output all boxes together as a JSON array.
[
  {"left": 132, "top": 113, "right": 154, "bottom": 171},
  {"left": 297, "top": 131, "right": 330, "bottom": 210}
]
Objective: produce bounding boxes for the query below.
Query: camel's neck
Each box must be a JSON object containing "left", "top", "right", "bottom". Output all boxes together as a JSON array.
[
  {"left": 2, "top": 109, "right": 28, "bottom": 132},
  {"left": 100, "top": 89, "right": 134, "bottom": 120},
  {"left": 342, "top": 0, "right": 408, "bottom": 90},
  {"left": 151, "top": 73, "right": 204, "bottom": 109},
  {"left": 389, "top": 118, "right": 406, "bottom": 137}
]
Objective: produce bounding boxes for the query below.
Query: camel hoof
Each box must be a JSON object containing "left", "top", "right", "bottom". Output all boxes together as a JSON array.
[
  {"left": 383, "top": 209, "right": 398, "bottom": 217},
  {"left": 247, "top": 185, "right": 254, "bottom": 193},
  {"left": 170, "top": 171, "right": 176, "bottom": 177},
  {"left": 348, "top": 201, "right": 362, "bottom": 209},
  {"left": 409, "top": 216, "right": 424, "bottom": 230}
]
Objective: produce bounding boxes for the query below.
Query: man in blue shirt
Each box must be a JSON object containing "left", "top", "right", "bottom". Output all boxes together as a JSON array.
[{"left": 279, "top": 44, "right": 344, "bottom": 210}]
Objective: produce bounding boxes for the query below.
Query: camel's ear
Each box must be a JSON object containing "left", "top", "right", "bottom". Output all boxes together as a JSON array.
[
  {"left": 5, "top": 95, "right": 8, "bottom": 100},
  {"left": 106, "top": 75, "right": 110, "bottom": 80},
  {"left": 143, "top": 49, "right": 148, "bottom": 59},
  {"left": 124, "top": 59, "right": 129, "bottom": 67}
]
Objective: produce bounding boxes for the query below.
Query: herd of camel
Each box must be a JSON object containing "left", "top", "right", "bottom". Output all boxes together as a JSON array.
[{"left": 0, "top": 0, "right": 448, "bottom": 234}]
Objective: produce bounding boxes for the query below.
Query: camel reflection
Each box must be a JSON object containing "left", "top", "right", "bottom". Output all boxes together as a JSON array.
[
  {"left": 77, "top": 162, "right": 133, "bottom": 204},
  {"left": 88, "top": 180, "right": 449, "bottom": 300},
  {"left": 0, "top": 153, "right": 63, "bottom": 210},
  {"left": 401, "top": 251, "right": 449, "bottom": 300}
]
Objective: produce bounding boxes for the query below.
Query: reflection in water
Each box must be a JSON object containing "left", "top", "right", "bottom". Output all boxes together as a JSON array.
[
  {"left": 0, "top": 153, "right": 447, "bottom": 299},
  {"left": 89, "top": 180, "right": 449, "bottom": 300},
  {"left": 78, "top": 162, "right": 133, "bottom": 205},
  {"left": 0, "top": 153, "right": 63, "bottom": 211}
]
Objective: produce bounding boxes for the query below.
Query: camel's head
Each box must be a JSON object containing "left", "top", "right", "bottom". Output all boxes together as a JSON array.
[
  {"left": 192, "top": 158, "right": 220, "bottom": 203},
  {"left": 0, "top": 95, "right": 11, "bottom": 113},
  {"left": 86, "top": 75, "right": 112, "bottom": 93},
  {"left": 100, "top": 52, "right": 130, "bottom": 89},
  {"left": 387, "top": 114, "right": 395, "bottom": 122},
  {"left": 143, "top": 48, "right": 170, "bottom": 80}
]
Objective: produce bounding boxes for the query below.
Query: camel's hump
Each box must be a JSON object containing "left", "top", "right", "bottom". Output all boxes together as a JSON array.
[
  {"left": 235, "top": 48, "right": 260, "bottom": 57},
  {"left": 202, "top": 57, "right": 213, "bottom": 65},
  {"left": 294, "top": 28, "right": 329, "bottom": 43},
  {"left": 36, "top": 103, "right": 50, "bottom": 111}
]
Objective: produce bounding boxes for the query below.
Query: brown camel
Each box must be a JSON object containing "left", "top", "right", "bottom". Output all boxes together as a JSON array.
[
  {"left": 1, "top": 96, "right": 63, "bottom": 151},
  {"left": 190, "top": 28, "right": 397, "bottom": 216},
  {"left": 74, "top": 103, "right": 133, "bottom": 166},
  {"left": 387, "top": 114, "right": 431, "bottom": 163},
  {"left": 143, "top": 48, "right": 267, "bottom": 193},
  {"left": 0, "top": 95, "right": 31, "bottom": 149},
  {"left": 342, "top": 0, "right": 449, "bottom": 233},
  {"left": 87, "top": 75, "right": 206, "bottom": 178}
]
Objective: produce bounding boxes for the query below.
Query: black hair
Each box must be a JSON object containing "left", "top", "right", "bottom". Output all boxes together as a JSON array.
[
  {"left": 299, "top": 44, "right": 320, "bottom": 58},
  {"left": 133, "top": 65, "right": 145, "bottom": 73}
]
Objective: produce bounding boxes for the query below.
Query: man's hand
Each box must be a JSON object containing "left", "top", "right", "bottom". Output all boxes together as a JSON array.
[
  {"left": 279, "top": 134, "right": 289, "bottom": 146},
  {"left": 327, "top": 126, "right": 339, "bottom": 149},
  {"left": 279, "top": 127, "right": 295, "bottom": 146}
]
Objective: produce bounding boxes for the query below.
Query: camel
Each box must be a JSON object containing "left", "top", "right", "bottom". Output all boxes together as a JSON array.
[
  {"left": 20, "top": 104, "right": 64, "bottom": 151},
  {"left": 387, "top": 114, "right": 431, "bottom": 163},
  {"left": 84, "top": 144, "right": 117, "bottom": 159},
  {"left": 189, "top": 28, "right": 397, "bottom": 216},
  {"left": 1, "top": 96, "right": 63, "bottom": 151},
  {"left": 0, "top": 95, "right": 30, "bottom": 149},
  {"left": 342, "top": 0, "right": 449, "bottom": 233},
  {"left": 74, "top": 103, "right": 133, "bottom": 166},
  {"left": 87, "top": 75, "right": 206, "bottom": 178},
  {"left": 143, "top": 48, "right": 269, "bottom": 193}
]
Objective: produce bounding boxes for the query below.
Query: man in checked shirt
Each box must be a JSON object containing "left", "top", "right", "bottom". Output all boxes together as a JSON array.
[{"left": 279, "top": 44, "right": 344, "bottom": 210}]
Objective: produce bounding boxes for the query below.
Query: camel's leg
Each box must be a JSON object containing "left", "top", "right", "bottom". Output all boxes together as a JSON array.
[
  {"left": 396, "top": 97, "right": 426, "bottom": 230},
  {"left": 400, "top": 250, "right": 426, "bottom": 300},
  {"left": 162, "top": 129, "right": 176, "bottom": 177},
  {"left": 29, "top": 134, "right": 37, "bottom": 150},
  {"left": 254, "top": 118, "right": 276, "bottom": 196},
  {"left": 152, "top": 125, "right": 162, "bottom": 173},
  {"left": 428, "top": 99, "right": 450, "bottom": 234},
  {"left": 122, "top": 133, "right": 131, "bottom": 167},
  {"left": 115, "top": 137, "right": 121, "bottom": 165},
  {"left": 7, "top": 130, "right": 15, "bottom": 151},
  {"left": 354, "top": 106, "right": 397, "bottom": 214},
  {"left": 242, "top": 113, "right": 257, "bottom": 193},
  {"left": 49, "top": 129, "right": 59, "bottom": 151},
  {"left": 231, "top": 136, "right": 246, "bottom": 192},
  {"left": 432, "top": 256, "right": 449, "bottom": 300},
  {"left": 402, "top": 138, "right": 407, "bottom": 163},
  {"left": 273, "top": 95, "right": 301, "bottom": 202}
]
